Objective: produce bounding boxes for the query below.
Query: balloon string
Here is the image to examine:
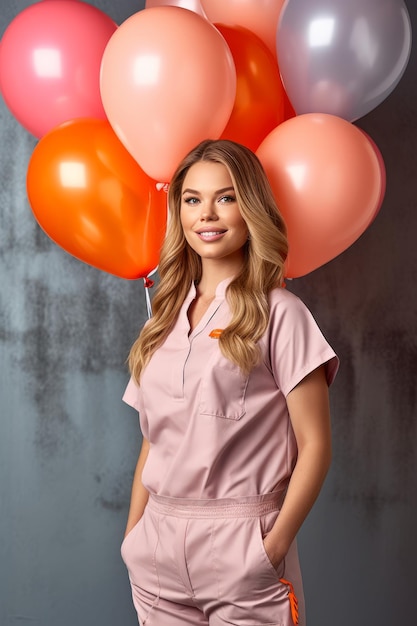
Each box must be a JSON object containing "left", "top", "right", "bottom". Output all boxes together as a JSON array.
[
  {"left": 144, "top": 181, "right": 167, "bottom": 320},
  {"left": 143, "top": 276, "right": 154, "bottom": 319}
]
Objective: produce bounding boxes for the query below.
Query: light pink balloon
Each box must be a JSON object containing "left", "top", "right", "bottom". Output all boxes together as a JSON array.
[
  {"left": 0, "top": 0, "right": 117, "bottom": 138},
  {"left": 145, "top": 0, "right": 207, "bottom": 18},
  {"left": 201, "top": 0, "right": 286, "bottom": 59},
  {"left": 100, "top": 7, "right": 236, "bottom": 182},
  {"left": 256, "top": 113, "right": 385, "bottom": 277}
]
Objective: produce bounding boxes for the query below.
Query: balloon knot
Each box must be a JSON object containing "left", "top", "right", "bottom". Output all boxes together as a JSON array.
[
  {"left": 143, "top": 277, "right": 155, "bottom": 289},
  {"left": 156, "top": 182, "right": 169, "bottom": 193}
]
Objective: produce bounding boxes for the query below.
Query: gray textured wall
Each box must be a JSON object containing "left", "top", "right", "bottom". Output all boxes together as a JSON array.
[{"left": 1, "top": 2, "right": 416, "bottom": 625}]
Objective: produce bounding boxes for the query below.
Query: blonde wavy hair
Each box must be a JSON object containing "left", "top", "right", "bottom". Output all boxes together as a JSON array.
[{"left": 129, "top": 139, "right": 288, "bottom": 382}]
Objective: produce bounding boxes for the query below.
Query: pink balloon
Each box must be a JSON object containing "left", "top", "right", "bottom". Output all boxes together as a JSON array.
[
  {"left": 101, "top": 7, "right": 236, "bottom": 182},
  {"left": 145, "top": 0, "right": 207, "bottom": 18},
  {"left": 201, "top": 0, "right": 286, "bottom": 58},
  {"left": 0, "top": 1, "right": 117, "bottom": 137},
  {"left": 256, "top": 114, "right": 385, "bottom": 277}
]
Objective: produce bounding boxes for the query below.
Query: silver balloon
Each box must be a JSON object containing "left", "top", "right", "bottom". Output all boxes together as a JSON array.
[{"left": 277, "top": 0, "right": 412, "bottom": 121}]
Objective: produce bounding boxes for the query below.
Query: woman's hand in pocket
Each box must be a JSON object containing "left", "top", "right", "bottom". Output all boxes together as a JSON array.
[{"left": 262, "top": 532, "right": 286, "bottom": 571}]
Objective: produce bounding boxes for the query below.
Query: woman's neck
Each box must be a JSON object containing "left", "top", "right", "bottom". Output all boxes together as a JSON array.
[{"left": 196, "top": 258, "right": 242, "bottom": 298}]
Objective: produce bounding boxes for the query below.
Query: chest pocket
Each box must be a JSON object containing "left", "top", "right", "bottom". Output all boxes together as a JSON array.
[{"left": 199, "top": 361, "right": 248, "bottom": 420}]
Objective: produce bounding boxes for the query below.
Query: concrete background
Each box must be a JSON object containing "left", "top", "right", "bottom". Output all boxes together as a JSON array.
[{"left": 1, "top": 1, "right": 416, "bottom": 624}]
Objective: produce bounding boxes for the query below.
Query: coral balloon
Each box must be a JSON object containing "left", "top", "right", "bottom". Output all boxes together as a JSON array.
[
  {"left": 277, "top": 0, "right": 412, "bottom": 121},
  {"left": 216, "top": 24, "right": 286, "bottom": 151},
  {"left": 100, "top": 7, "right": 236, "bottom": 181},
  {"left": 0, "top": 1, "right": 117, "bottom": 137},
  {"left": 256, "top": 114, "right": 385, "bottom": 277},
  {"left": 26, "top": 119, "right": 167, "bottom": 279},
  {"left": 145, "top": 0, "right": 207, "bottom": 17},
  {"left": 360, "top": 130, "right": 386, "bottom": 223},
  {"left": 201, "top": 0, "right": 286, "bottom": 58}
]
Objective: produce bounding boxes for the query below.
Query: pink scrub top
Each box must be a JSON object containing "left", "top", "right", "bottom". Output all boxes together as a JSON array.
[{"left": 123, "top": 278, "right": 339, "bottom": 500}]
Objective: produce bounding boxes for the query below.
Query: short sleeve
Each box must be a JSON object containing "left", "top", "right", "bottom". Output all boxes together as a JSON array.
[
  {"left": 268, "top": 289, "right": 339, "bottom": 397},
  {"left": 122, "top": 376, "right": 149, "bottom": 439}
]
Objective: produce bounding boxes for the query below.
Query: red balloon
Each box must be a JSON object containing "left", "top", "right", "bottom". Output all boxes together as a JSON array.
[
  {"left": 216, "top": 24, "right": 286, "bottom": 151},
  {"left": 26, "top": 119, "right": 168, "bottom": 279},
  {"left": 256, "top": 114, "right": 385, "bottom": 277},
  {"left": 283, "top": 90, "right": 297, "bottom": 121},
  {"left": 201, "top": 0, "right": 286, "bottom": 58}
]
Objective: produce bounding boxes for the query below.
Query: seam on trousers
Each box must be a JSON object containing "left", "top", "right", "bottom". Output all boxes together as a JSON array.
[
  {"left": 143, "top": 512, "right": 161, "bottom": 623},
  {"left": 183, "top": 519, "right": 196, "bottom": 598},
  {"left": 209, "top": 518, "right": 222, "bottom": 601}
]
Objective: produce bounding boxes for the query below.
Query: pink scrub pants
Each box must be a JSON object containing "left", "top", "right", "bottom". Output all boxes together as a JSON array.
[{"left": 121, "top": 492, "right": 305, "bottom": 626}]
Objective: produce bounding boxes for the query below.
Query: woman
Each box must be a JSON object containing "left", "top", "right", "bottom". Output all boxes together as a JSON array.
[{"left": 122, "top": 139, "right": 338, "bottom": 626}]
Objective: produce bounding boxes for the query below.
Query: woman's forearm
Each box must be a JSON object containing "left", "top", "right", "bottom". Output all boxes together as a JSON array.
[
  {"left": 264, "top": 440, "right": 331, "bottom": 566},
  {"left": 264, "top": 365, "right": 332, "bottom": 567}
]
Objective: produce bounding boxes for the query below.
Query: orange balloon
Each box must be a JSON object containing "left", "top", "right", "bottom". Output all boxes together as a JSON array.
[
  {"left": 256, "top": 113, "right": 385, "bottom": 277},
  {"left": 26, "top": 119, "right": 167, "bottom": 279},
  {"left": 202, "top": 0, "right": 286, "bottom": 59},
  {"left": 216, "top": 24, "right": 286, "bottom": 151}
]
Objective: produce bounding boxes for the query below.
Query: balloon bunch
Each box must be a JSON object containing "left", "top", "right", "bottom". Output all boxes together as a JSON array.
[{"left": 0, "top": 0, "right": 412, "bottom": 278}]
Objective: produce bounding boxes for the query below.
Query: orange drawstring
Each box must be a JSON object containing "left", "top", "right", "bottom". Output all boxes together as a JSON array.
[{"left": 279, "top": 578, "right": 299, "bottom": 625}]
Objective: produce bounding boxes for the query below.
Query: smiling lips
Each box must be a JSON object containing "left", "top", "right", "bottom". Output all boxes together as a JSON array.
[{"left": 196, "top": 229, "right": 227, "bottom": 242}]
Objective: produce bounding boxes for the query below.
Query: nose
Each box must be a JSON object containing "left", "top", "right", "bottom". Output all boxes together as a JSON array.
[{"left": 199, "top": 201, "right": 218, "bottom": 221}]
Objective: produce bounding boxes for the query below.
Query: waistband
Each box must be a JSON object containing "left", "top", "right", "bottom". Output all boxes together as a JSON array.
[{"left": 147, "top": 491, "right": 285, "bottom": 519}]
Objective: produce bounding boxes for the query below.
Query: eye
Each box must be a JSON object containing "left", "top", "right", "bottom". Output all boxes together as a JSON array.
[
  {"left": 218, "top": 195, "right": 236, "bottom": 204},
  {"left": 183, "top": 196, "right": 199, "bottom": 205}
]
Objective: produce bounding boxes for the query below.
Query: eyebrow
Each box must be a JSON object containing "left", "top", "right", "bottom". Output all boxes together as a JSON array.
[{"left": 182, "top": 186, "right": 235, "bottom": 196}]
